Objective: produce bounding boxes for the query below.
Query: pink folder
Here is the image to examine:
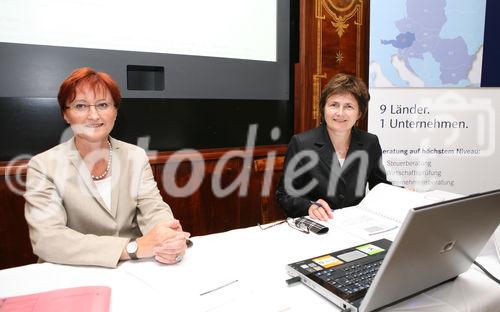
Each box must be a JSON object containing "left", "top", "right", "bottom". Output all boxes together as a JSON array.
[{"left": 0, "top": 286, "right": 111, "bottom": 312}]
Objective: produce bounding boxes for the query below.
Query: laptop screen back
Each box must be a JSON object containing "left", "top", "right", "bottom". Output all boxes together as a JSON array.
[{"left": 360, "top": 189, "right": 500, "bottom": 312}]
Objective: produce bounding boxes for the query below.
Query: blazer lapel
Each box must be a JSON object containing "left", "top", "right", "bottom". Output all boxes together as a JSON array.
[
  {"left": 109, "top": 137, "right": 122, "bottom": 219},
  {"left": 315, "top": 124, "right": 344, "bottom": 184},
  {"left": 67, "top": 138, "right": 114, "bottom": 217},
  {"left": 315, "top": 124, "right": 333, "bottom": 169}
]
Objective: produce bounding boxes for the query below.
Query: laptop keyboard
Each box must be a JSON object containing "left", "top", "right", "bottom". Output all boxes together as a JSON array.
[{"left": 314, "top": 259, "right": 383, "bottom": 300}]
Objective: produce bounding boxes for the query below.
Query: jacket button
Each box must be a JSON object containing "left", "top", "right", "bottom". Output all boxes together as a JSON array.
[{"left": 339, "top": 194, "right": 345, "bottom": 200}]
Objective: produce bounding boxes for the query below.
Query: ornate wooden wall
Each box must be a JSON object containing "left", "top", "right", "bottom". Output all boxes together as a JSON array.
[{"left": 295, "top": 0, "right": 370, "bottom": 133}]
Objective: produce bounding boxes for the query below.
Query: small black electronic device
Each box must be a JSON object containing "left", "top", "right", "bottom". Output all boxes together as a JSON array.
[{"left": 295, "top": 217, "right": 329, "bottom": 234}]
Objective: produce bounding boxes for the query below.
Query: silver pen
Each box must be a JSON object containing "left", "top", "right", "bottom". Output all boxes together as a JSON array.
[{"left": 199, "top": 279, "right": 239, "bottom": 296}]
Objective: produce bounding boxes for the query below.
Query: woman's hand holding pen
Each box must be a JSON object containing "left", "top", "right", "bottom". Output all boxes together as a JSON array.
[{"left": 308, "top": 199, "right": 333, "bottom": 221}]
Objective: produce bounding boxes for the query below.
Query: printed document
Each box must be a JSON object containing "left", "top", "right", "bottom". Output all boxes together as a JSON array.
[{"left": 332, "top": 184, "right": 462, "bottom": 240}]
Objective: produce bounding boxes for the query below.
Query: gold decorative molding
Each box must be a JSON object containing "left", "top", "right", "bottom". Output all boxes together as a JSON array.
[
  {"left": 323, "top": 0, "right": 363, "bottom": 26},
  {"left": 323, "top": 0, "right": 356, "bottom": 12},
  {"left": 313, "top": 0, "right": 327, "bottom": 124},
  {"left": 325, "top": 1, "right": 363, "bottom": 40},
  {"left": 311, "top": 0, "right": 364, "bottom": 125},
  {"left": 336, "top": 51, "right": 344, "bottom": 63},
  {"left": 331, "top": 15, "right": 349, "bottom": 38}
]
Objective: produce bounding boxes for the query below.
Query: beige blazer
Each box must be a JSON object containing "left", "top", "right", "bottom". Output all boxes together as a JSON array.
[{"left": 24, "top": 137, "right": 173, "bottom": 268}]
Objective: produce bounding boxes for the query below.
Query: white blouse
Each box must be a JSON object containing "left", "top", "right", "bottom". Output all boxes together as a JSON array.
[{"left": 93, "top": 175, "right": 112, "bottom": 211}]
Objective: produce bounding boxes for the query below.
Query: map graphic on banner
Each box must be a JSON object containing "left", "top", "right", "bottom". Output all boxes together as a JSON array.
[
  {"left": 369, "top": 0, "right": 487, "bottom": 88},
  {"left": 368, "top": 0, "right": 499, "bottom": 195}
]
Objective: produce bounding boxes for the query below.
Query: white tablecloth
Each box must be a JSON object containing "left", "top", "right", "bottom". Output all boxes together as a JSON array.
[{"left": 1, "top": 221, "right": 499, "bottom": 312}]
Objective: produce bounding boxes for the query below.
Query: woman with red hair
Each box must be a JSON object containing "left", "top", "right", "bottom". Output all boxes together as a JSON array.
[{"left": 24, "top": 67, "right": 189, "bottom": 268}]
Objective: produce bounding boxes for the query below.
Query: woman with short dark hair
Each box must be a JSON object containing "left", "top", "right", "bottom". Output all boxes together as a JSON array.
[{"left": 276, "top": 73, "right": 390, "bottom": 221}]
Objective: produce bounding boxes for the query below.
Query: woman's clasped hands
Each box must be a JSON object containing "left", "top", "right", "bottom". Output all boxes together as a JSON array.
[{"left": 137, "top": 219, "right": 190, "bottom": 264}]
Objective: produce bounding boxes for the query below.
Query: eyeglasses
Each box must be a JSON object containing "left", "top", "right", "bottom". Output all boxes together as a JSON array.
[
  {"left": 257, "top": 218, "right": 309, "bottom": 234},
  {"left": 66, "top": 102, "right": 113, "bottom": 113}
]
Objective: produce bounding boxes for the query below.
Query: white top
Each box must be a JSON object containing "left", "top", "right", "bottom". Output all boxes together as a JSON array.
[
  {"left": 93, "top": 176, "right": 112, "bottom": 211},
  {"left": 338, "top": 158, "right": 345, "bottom": 167}
]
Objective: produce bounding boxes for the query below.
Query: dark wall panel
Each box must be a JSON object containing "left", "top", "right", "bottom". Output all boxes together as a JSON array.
[
  {"left": 481, "top": 0, "right": 500, "bottom": 87},
  {"left": 0, "top": 97, "right": 291, "bottom": 160},
  {"left": 0, "top": 98, "right": 67, "bottom": 160}
]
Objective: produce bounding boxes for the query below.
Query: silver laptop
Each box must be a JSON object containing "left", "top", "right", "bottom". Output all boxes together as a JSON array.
[{"left": 286, "top": 189, "right": 500, "bottom": 312}]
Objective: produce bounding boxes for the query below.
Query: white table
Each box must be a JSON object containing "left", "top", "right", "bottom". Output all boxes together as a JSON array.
[{"left": 1, "top": 220, "right": 499, "bottom": 312}]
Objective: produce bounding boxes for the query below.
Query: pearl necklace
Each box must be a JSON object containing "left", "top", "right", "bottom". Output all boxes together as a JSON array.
[{"left": 91, "top": 140, "right": 112, "bottom": 180}]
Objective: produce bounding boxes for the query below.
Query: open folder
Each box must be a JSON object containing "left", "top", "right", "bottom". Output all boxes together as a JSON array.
[
  {"left": 332, "top": 183, "right": 462, "bottom": 238},
  {"left": 0, "top": 286, "right": 111, "bottom": 312}
]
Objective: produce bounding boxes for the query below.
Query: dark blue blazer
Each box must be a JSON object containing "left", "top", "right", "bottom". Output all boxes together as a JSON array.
[{"left": 276, "top": 124, "right": 390, "bottom": 218}]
